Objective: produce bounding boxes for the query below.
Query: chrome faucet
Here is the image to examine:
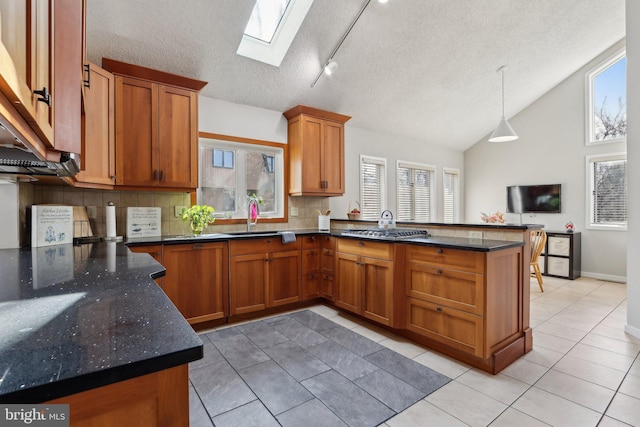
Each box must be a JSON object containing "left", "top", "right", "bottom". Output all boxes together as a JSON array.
[{"left": 247, "top": 198, "right": 258, "bottom": 231}]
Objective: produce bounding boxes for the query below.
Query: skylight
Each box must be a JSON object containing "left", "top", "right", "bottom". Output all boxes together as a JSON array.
[
  {"left": 237, "top": 0, "right": 314, "bottom": 67},
  {"left": 244, "top": 0, "right": 292, "bottom": 43}
]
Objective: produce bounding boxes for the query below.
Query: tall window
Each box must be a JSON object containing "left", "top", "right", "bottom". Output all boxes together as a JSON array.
[
  {"left": 587, "top": 153, "right": 627, "bottom": 230},
  {"left": 360, "top": 155, "right": 386, "bottom": 220},
  {"left": 443, "top": 167, "right": 460, "bottom": 223},
  {"left": 396, "top": 161, "right": 435, "bottom": 222},
  {"left": 586, "top": 50, "right": 626, "bottom": 145},
  {"left": 199, "top": 135, "right": 285, "bottom": 220}
]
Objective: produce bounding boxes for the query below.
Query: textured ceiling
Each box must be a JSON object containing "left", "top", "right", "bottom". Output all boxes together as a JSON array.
[{"left": 86, "top": 0, "right": 625, "bottom": 151}]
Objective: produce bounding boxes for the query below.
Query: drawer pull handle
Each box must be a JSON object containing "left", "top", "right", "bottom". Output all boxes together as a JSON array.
[
  {"left": 436, "top": 306, "right": 442, "bottom": 312},
  {"left": 310, "top": 236, "right": 316, "bottom": 241},
  {"left": 358, "top": 241, "right": 364, "bottom": 246},
  {"left": 266, "top": 239, "right": 272, "bottom": 243},
  {"left": 193, "top": 244, "right": 205, "bottom": 249},
  {"left": 436, "top": 269, "right": 443, "bottom": 275},
  {"left": 310, "top": 250, "right": 317, "bottom": 255},
  {"left": 437, "top": 248, "right": 444, "bottom": 254}
]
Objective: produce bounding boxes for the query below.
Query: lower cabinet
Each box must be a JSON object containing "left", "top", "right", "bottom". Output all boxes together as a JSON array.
[
  {"left": 162, "top": 242, "right": 228, "bottom": 324},
  {"left": 335, "top": 239, "right": 394, "bottom": 326},
  {"left": 229, "top": 238, "right": 301, "bottom": 316}
]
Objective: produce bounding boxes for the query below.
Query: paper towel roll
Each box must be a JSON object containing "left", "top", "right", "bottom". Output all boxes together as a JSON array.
[{"left": 106, "top": 202, "right": 116, "bottom": 237}]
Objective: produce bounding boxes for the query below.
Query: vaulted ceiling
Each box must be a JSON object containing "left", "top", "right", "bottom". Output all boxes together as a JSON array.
[{"left": 86, "top": 0, "right": 625, "bottom": 151}]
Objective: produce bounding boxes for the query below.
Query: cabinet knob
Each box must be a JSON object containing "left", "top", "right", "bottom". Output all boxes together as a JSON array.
[
  {"left": 160, "top": 170, "right": 165, "bottom": 181},
  {"left": 358, "top": 241, "right": 364, "bottom": 246},
  {"left": 436, "top": 306, "right": 442, "bottom": 312},
  {"left": 437, "top": 248, "right": 444, "bottom": 254},
  {"left": 153, "top": 170, "right": 159, "bottom": 180},
  {"left": 436, "top": 269, "right": 443, "bottom": 275},
  {"left": 33, "top": 87, "right": 51, "bottom": 106},
  {"left": 310, "top": 236, "right": 316, "bottom": 242},
  {"left": 266, "top": 239, "right": 272, "bottom": 244},
  {"left": 310, "top": 250, "right": 317, "bottom": 255}
]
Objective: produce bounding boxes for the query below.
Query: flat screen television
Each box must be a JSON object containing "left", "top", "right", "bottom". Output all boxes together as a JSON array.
[{"left": 506, "top": 184, "right": 561, "bottom": 213}]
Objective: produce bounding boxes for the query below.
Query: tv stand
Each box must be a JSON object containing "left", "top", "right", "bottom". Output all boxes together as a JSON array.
[{"left": 542, "top": 231, "right": 581, "bottom": 280}]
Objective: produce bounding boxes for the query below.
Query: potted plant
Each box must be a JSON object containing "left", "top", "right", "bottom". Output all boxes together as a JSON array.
[{"left": 181, "top": 205, "right": 215, "bottom": 235}]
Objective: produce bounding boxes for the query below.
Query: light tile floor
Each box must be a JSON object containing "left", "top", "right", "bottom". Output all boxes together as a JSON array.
[{"left": 191, "top": 276, "right": 640, "bottom": 426}]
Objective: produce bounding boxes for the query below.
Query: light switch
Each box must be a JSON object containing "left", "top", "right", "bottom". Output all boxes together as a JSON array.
[{"left": 291, "top": 207, "right": 299, "bottom": 217}]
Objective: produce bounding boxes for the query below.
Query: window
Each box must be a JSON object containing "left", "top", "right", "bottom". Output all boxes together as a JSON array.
[
  {"left": 586, "top": 153, "right": 627, "bottom": 230},
  {"left": 237, "top": 0, "right": 314, "bottom": 67},
  {"left": 396, "top": 161, "right": 436, "bottom": 222},
  {"left": 586, "top": 50, "right": 626, "bottom": 144},
  {"left": 443, "top": 167, "right": 460, "bottom": 223},
  {"left": 360, "top": 155, "right": 386, "bottom": 220},
  {"left": 198, "top": 134, "right": 285, "bottom": 220}
]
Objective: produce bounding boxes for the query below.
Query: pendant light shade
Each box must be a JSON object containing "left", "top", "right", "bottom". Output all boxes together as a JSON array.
[{"left": 488, "top": 66, "right": 519, "bottom": 142}]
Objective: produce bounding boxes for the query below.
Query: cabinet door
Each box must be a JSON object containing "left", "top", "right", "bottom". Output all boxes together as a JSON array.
[
  {"left": 269, "top": 249, "right": 301, "bottom": 306},
  {"left": 53, "top": 0, "right": 82, "bottom": 154},
  {"left": 158, "top": 85, "right": 197, "bottom": 188},
  {"left": 303, "top": 273, "right": 320, "bottom": 299},
  {"left": 302, "top": 247, "right": 321, "bottom": 273},
  {"left": 320, "top": 273, "right": 335, "bottom": 301},
  {"left": 230, "top": 253, "right": 268, "bottom": 315},
  {"left": 362, "top": 257, "right": 394, "bottom": 326},
  {"left": 335, "top": 252, "right": 362, "bottom": 313},
  {"left": 76, "top": 62, "right": 115, "bottom": 186},
  {"left": 32, "top": 0, "right": 54, "bottom": 146},
  {"left": 163, "top": 243, "right": 228, "bottom": 323},
  {"left": 300, "top": 115, "right": 323, "bottom": 193},
  {"left": 115, "top": 76, "right": 158, "bottom": 186},
  {"left": 322, "top": 120, "right": 344, "bottom": 195}
]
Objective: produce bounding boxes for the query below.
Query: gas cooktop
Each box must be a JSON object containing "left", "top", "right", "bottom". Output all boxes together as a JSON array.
[{"left": 340, "top": 228, "right": 430, "bottom": 240}]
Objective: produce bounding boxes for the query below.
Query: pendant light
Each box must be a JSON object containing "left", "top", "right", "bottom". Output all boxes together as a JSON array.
[{"left": 489, "top": 66, "right": 519, "bottom": 142}]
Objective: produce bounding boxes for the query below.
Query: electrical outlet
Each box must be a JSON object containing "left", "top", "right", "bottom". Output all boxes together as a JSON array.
[
  {"left": 469, "top": 231, "right": 483, "bottom": 239},
  {"left": 290, "top": 207, "right": 299, "bottom": 217},
  {"left": 175, "top": 206, "right": 187, "bottom": 218}
]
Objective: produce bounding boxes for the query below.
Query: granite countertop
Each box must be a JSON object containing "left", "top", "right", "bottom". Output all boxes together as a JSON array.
[
  {"left": 126, "top": 228, "right": 329, "bottom": 246},
  {"left": 0, "top": 242, "right": 203, "bottom": 403},
  {"left": 402, "top": 236, "right": 524, "bottom": 252}
]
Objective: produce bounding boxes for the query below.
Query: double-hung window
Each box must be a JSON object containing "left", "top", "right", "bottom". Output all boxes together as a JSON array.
[
  {"left": 198, "top": 135, "right": 285, "bottom": 220},
  {"left": 360, "top": 155, "right": 386, "bottom": 220},
  {"left": 443, "top": 167, "right": 460, "bottom": 223},
  {"left": 586, "top": 153, "right": 627, "bottom": 230},
  {"left": 586, "top": 50, "right": 626, "bottom": 145},
  {"left": 396, "top": 161, "right": 436, "bottom": 222}
]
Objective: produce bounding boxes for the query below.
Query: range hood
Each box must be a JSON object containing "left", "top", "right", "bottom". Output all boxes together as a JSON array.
[{"left": 0, "top": 124, "right": 79, "bottom": 178}]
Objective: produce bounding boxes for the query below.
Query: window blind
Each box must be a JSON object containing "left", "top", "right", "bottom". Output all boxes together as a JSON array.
[
  {"left": 360, "top": 156, "right": 386, "bottom": 220},
  {"left": 397, "top": 162, "right": 434, "bottom": 221},
  {"left": 443, "top": 168, "right": 460, "bottom": 223},
  {"left": 591, "top": 157, "right": 627, "bottom": 226}
]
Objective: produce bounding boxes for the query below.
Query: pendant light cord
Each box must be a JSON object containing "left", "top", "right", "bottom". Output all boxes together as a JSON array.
[{"left": 498, "top": 65, "right": 506, "bottom": 118}]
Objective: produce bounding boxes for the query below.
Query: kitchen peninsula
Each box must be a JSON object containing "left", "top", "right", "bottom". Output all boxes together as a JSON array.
[{"left": 0, "top": 243, "right": 202, "bottom": 425}]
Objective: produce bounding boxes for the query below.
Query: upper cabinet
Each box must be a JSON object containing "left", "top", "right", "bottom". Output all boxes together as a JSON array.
[
  {"left": 0, "top": 0, "right": 82, "bottom": 155},
  {"left": 284, "top": 105, "right": 351, "bottom": 196},
  {"left": 103, "top": 58, "right": 207, "bottom": 190},
  {"left": 74, "top": 62, "right": 115, "bottom": 188}
]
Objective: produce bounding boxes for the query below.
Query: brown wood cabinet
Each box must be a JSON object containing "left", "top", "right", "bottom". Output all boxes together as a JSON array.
[
  {"left": 283, "top": 106, "right": 350, "bottom": 196},
  {"left": 229, "top": 237, "right": 301, "bottom": 316},
  {"left": 320, "top": 235, "right": 336, "bottom": 300},
  {"left": 0, "top": 0, "right": 82, "bottom": 154},
  {"left": 75, "top": 62, "right": 115, "bottom": 187},
  {"left": 104, "top": 58, "right": 206, "bottom": 190},
  {"left": 301, "top": 235, "right": 322, "bottom": 299},
  {"left": 403, "top": 244, "right": 522, "bottom": 363},
  {"left": 162, "top": 242, "right": 228, "bottom": 324},
  {"left": 335, "top": 238, "right": 395, "bottom": 326},
  {"left": 47, "top": 365, "right": 189, "bottom": 427}
]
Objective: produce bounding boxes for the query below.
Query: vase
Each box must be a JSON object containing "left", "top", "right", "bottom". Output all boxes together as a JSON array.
[{"left": 190, "top": 221, "right": 205, "bottom": 235}]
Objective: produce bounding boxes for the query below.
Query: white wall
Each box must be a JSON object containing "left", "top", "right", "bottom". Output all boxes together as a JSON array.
[
  {"left": 331, "top": 126, "right": 464, "bottom": 222},
  {"left": 198, "top": 96, "right": 465, "bottom": 224},
  {"left": 625, "top": 0, "right": 639, "bottom": 335},
  {"left": 465, "top": 40, "right": 627, "bottom": 282},
  {"left": 0, "top": 182, "right": 20, "bottom": 249}
]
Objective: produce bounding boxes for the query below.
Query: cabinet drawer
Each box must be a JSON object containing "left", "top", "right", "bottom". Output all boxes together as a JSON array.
[
  {"left": 406, "top": 298, "right": 484, "bottom": 358},
  {"left": 547, "top": 236, "right": 570, "bottom": 256},
  {"left": 302, "top": 248, "right": 321, "bottom": 272},
  {"left": 547, "top": 257, "right": 569, "bottom": 277},
  {"left": 322, "top": 248, "right": 335, "bottom": 272},
  {"left": 302, "top": 235, "right": 321, "bottom": 249},
  {"left": 336, "top": 238, "right": 393, "bottom": 260},
  {"left": 230, "top": 238, "right": 300, "bottom": 255},
  {"left": 405, "top": 245, "right": 484, "bottom": 273},
  {"left": 406, "top": 263, "right": 484, "bottom": 315},
  {"left": 321, "top": 235, "right": 336, "bottom": 249}
]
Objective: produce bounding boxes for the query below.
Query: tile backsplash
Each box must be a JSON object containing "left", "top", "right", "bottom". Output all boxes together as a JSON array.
[{"left": 27, "top": 184, "right": 328, "bottom": 238}]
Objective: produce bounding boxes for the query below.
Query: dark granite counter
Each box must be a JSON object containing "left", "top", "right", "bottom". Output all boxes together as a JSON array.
[
  {"left": 0, "top": 242, "right": 203, "bottom": 403},
  {"left": 402, "top": 236, "right": 524, "bottom": 252}
]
